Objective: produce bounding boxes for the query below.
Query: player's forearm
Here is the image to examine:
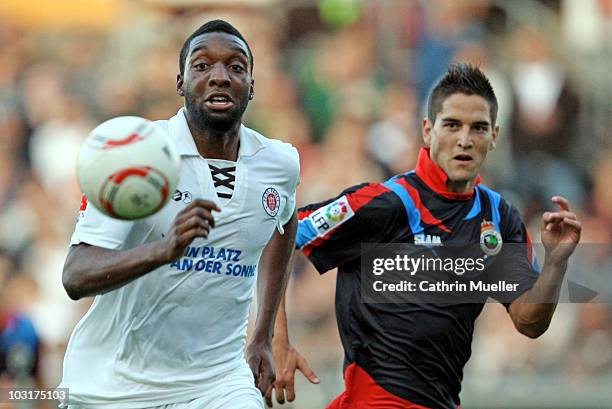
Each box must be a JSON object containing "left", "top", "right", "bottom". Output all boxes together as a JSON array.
[
  {"left": 62, "top": 242, "right": 168, "bottom": 300},
  {"left": 509, "top": 258, "right": 568, "bottom": 338},
  {"left": 273, "top": 292, "right": 290, "bottom": 345},
  {"left": 252, "top": 214, "right": 297, "bottom": 344},
  {"left": 253, "top": 277, "right": 286, "bottom": 345}
]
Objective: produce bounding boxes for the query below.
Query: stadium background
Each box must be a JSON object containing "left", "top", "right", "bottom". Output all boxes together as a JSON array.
[{"left": 0, "top": 0, "right": 610, "bottom": 407}]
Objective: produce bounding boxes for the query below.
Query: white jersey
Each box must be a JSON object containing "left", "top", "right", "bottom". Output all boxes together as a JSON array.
[{"left": 60, "top": 108, "right": 300, "bottom": 408}]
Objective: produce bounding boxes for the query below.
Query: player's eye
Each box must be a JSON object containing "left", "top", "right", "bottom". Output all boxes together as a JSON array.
[
  {"left": 230, "top": 64, "right": 245, "bottom": 73},
  {"left": 444, "top": 122, "right": 460, "bottom": 129},
  {"left": 194, "top": 62, "right": 209, "bottom": 70},
  {"left": 474, "top": 125, "right": 488, "bottom": 133}
]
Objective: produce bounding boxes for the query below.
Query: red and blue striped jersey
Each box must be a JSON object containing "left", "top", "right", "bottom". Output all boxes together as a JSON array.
[{"left": 296, "top": 148, "right": 540, "bottom": 409}]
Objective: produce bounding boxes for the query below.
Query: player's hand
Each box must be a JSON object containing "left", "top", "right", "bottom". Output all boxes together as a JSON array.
[
  {"left": 265, "top": 340, "right": 319, "bottom": 407},
  {"left": 541, "top": 196, "right": 581, "bottom": 265},
  {"left": 160, "top": 199, "right": 220, "bottom": 262},
  {"left": 246, "top": 340, "right": 276, "bottom": 395}
]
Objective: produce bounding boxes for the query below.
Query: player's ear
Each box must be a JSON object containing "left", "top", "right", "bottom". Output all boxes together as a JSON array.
[
  {"left": 489, "top": 125, "right": 499, "bottom": 151},
  {"left": 176, "top": 74, "right": 184, "bottom": 97},
  {"left": 422, "top": 117, "right": 433, "bottom": 147},
  {"left": 249, "top": 79, "right": 255, "bottom": 100}
]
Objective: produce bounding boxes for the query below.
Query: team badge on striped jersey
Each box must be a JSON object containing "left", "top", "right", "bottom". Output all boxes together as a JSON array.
[
  {"left": 262, "top": 187, "right": 280, "bottom": 217},
  {"left": 480, "top": 220, "right": 502, "bottom": 256},
  {"left": 310, "top": 195, "right": 355, "bottom": 236}
]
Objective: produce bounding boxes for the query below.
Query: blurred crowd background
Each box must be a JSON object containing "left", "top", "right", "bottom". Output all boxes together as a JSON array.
[{"left": 0, "top": 0, "right": 610, "bottom": 408}]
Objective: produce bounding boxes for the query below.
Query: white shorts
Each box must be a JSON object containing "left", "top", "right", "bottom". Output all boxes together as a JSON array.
[{"left": 66, "top": 364, "right": 264, "bottom": 409}]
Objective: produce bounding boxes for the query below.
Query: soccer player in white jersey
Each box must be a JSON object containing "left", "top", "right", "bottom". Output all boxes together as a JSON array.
[{"left": 60, "top": 20, "right": 302, "bottom": 409}]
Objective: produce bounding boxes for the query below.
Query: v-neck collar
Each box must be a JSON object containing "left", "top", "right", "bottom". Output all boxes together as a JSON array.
[
  {"left": 167, "top": 109, "right": 256, "bottom": 212},
  {"left": 168, "top": 108, "right": 265, "bottom": 159}
]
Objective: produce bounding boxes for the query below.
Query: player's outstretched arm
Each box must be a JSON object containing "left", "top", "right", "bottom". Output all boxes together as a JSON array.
[
  {"left": 246, "top": 212, "right": 297, "bottom": 396},
  {"left": 62, "top": 199, "right": 219, "bottom": 300},
  {"left": 508, "top": 196, "right": 582, "bottom": 338}
]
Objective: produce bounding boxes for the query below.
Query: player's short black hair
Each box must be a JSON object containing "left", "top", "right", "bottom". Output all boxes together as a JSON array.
[
  {"left": 178, "top": 19, "right": 253, "bottom": 76},
  {"left": 428, "top": 63, "right": 498, "bottom": 125}
]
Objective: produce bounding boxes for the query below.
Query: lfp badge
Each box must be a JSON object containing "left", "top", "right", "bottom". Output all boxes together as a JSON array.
[
  {"left": 480, "top": 220, "right": 502, "bottom": 256},
  {"left": 325, "top": 200, "right": 349, "bottom": 222}
]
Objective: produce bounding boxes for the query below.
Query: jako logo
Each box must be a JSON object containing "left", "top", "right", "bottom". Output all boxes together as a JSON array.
[{"left": 173, "top": 189, "right": 193, "bottom": 203}]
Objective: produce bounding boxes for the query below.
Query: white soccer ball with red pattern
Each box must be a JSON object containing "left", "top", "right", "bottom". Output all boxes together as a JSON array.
[{"left": 77, "top": 116, "right": 181, "bottom": 220}]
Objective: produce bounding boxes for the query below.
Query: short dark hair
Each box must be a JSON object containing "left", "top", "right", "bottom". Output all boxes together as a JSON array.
[
  {"left": 178, "top": 19, "right": 253, "bottom": 76},
  {"left": 428, "top": 63, "right": 498, "bottom": 125}
]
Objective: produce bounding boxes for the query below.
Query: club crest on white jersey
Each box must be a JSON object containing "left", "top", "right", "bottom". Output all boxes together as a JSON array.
[{"left": 262, "top": 187, "right": 280, "bottom": 217}]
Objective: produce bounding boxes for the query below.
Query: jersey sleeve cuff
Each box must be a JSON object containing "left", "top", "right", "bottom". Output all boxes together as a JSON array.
[
  {"left": 70, "top": 233, "right": 124, "bottom": 250},
  {"left": 308, "top": 254, "right": 334, "bottom": 275}
]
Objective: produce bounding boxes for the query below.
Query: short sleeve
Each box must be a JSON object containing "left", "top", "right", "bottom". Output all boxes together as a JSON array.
[
  {"left": 296, "top": 183, "right": 408, "bottom": 274},
  {"left": 277, "top": 146, "right": 300, "bottom": 232},
  {"left": 70, "top": 196, "right": 134, "bottom": 250}
]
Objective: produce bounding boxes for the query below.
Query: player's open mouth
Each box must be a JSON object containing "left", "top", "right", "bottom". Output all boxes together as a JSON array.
[
  {"left": 453, "top": 154, "right": 473, "bottom": 163},
  {"left": 205, "top": 94, "right": 234, "bottom": 111}
]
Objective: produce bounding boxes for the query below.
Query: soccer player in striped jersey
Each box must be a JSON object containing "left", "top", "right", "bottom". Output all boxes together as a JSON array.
[{"left": 272, "top": 63, "right": 581, "bottom": 409}]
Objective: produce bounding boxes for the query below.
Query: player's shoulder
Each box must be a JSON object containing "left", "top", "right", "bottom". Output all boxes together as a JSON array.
[
  {"left": 378, "top": 171, "right": 420, "bottom": 203},
  {"left": 477, "top": 184, "right": 523, "bottom": 227},
  {"left": 245, "top": 126, "right": 298, "bottom": 157},
  {"left": 386, "top": 170, "right": 419, "bottom": 187},
  {"left": 153, "top": 118, "right": 169, "bottom": 127},
  {"left": 341, "top": 180, "right": 407, "bottom": 214},
  {"left": 477, "top": 184, "right": 513, "bottom": 210},
  {"left": 152, "top": 118, "right": 170, "bottom": 133},
  {"left": 152, "top": 119, "right": 173, "bottom": 144},
  {"left": 243, "top": 125, "right": 299, "bottom": 170}
]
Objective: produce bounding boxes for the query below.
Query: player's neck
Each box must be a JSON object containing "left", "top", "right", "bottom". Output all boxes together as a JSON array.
[
  {"left": 446, "top": 178, "right": 476, "bottom": 194},
  {"left": 188, "top": 121, "right": 241, "bottom": 161}
]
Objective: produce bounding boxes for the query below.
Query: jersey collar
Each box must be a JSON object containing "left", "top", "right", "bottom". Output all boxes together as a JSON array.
[
  {"left": 168, "top": 108, "right": 265, "bottom": 159},
  {"left": 415, "top": 147, "right": 480, "bottom": 200}
]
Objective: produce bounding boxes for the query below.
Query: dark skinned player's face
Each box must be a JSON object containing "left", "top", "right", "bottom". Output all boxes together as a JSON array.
[{"left": 177, "top": 32, "right": 253, "bottom": 131}]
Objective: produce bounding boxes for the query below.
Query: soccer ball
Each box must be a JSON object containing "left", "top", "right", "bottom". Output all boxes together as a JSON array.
[{"left": 77, "top": 116, "right": 181, "bottom": 220}]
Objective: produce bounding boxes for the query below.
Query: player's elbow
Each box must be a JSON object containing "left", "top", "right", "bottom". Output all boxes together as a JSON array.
[
  {"left": 514, "top": 321, "right": 549, "bottom": 339},
  {"left": 509, "top": 303, "right": 552, "bottom": 339},
  {"left": 62, "top": 255, "right": 87, "bottom": 300},
  {"left": 63, "top": 244, "right": 97, "bottom": 300},
  {"left": 62, "top": 269, "right": 84, "bottom": 300}
]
